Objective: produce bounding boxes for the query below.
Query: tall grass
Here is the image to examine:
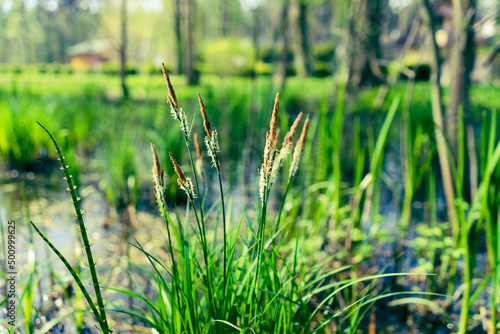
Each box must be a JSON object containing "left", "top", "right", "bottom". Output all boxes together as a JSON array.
[
  {"left": 457, "top": 109, "right": 500, "bottom": 333},
  {"left": 2, "top": 69, "right": 499, "bottom": 332},
  {"left": 104, "top": 67, "right": 432, "bottom": 333}
]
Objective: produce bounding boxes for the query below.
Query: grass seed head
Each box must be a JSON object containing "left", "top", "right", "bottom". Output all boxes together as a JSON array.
[
  {"left": 290, "top": 144, "right": 303, "bottom": 178},
  {"left": 289, "top": 114, "right": 310, "bottom": 178},
  {"left": 259, "top": 149, "right": 279, "bottom": 201},
  {"left": 298, "top": 114, "right": 310, "bottom": 149},
  {"left": 263, "top": 93, "right": 280, "bottom": 169},
  {"left": 205, "top": 128, "right": 220, "bottom": 168},
  {"left": 195, "top": 159, "right": 204, "bottom": 179},
  {"left": 267, "top": 149, "right": 279, "bottom": 185},
  {"left": 276, "top": 112, "right": 303, "bottom": 173},
  {"left": 151, "top": 143, "right": 167, "bottom": 210},
  {"left": 151, "top": 143, "right": 162, "bottom": 178},
  {"left": 194, "top": 133, "right": 204, "bottom": 178},
  {"left": 259, "top": 165, "right": 266, "bottom": 201},
  {"left": 169, "top": 105, "right": 189, "bottom": 140},
  {"left": 284, "top": 111, "right": 303, "bottom": 146},
  {"left": 194, "top": 133, "right": 203, "bottom": 160},
  {"left": 169, "top": 152, "right": 187, "bottom": 186},
  {"left": 198, "top": 93, "right": 212, "bottom": 138},
  {"left": 162, "top": 63, "right": 178, "bottom": 110},
  {"left": 269, "top": 92, "right": 280, "bottom": 148},
  {"left": 182, "top": 177, "right": 197, "bottom": 198}
]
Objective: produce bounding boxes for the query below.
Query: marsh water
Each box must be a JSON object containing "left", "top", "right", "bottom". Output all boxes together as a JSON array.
[{"left": 0, "top": 113, "right": 487, "bottom": 333}]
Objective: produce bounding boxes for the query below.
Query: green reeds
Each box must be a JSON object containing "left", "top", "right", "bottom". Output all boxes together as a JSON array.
[
  {"left": 352, "top": 96, "right": 400, "bottom": 239},
  {"left": 31, "top": 122, "right": 111, "bottom": 334},
  {"left": 458, "top": 109, "right": 500, "bottom": 333},
  {"left": 482, "top": 109, "right": 500, "bottom": 334},
  {"left": 146, "top": 66, "right": 380, "bottom": 333},
  {"left": 11, "top": 67, "right": 490, "bottom": 333},
  {"left": 162, "top": 64, "right": 217, "bottom": 319}
]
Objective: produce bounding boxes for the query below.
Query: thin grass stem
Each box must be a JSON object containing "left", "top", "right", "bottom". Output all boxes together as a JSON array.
[
  {"left": 214, "top": 156, "right": 228, "bottom": 312},
  {"left": 156, "top": 195, "right": 183, "bottom": 327}
]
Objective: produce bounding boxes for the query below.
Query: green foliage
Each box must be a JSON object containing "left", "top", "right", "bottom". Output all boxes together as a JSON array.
[
  {"left": 1, "top": 72, "right": 500, "bottom": 332},
  {"left": 200, "top": 38, "right": 255, "bottom": 76},
  {"left": 101, "top": 61, "right": 138, "bottom": 75}
]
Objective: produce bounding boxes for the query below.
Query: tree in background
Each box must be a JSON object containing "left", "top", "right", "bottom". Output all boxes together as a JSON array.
[
  {"left": 418, "top": 0, "right": 458, "bottom": 262},
  {"left": 341, "top": 0, "right": 386, "bottom": 89},
  {"left": 17, "top": 1, "right": 28, "bottom": 64},
  {"left": 119, "top": 0, "right": 129, "bottom": 99},
  {"left": 186, "top": 0, "right": 199, "bottom": 85},
  {"left": 279, "top": 0, "right": 290, "bottom": 91},
  {"left": 447, "top": 0, "right": 476, "bottom": 152},
  {"left": 174, "top": 0, "right": 183, "bottom": 74},
  {"left": 221, "top": 0, "right": 230, "bottom": 36},
  {"left": 293, "top": 0, "right": 312, "bottom": 77},
  {"left": 0, "top": 0, "right": 496, "bottom": 96},
  {"left": 0, "top": 4, "right": 6, "bottom": 63}
]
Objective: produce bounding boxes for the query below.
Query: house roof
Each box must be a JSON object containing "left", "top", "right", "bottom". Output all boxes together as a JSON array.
[{"left": 67, "top": 40, "right": 111, "bottom": 57}]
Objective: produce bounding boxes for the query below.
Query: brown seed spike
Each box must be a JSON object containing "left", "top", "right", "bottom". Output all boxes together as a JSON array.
[
  {"left": 151, "top": 143, "right": 162, "bottom": 177},
  {"left": 285, "top": 111, "right": 303, "bottom": 145},
  {"left": 169, "top": 152, "right": 187, "bottom": 185},
  {"left": 268, "top": 93, "right": 280, "bottom": 148},
  {"left": 298, "top": 115, "right": 310, "bottom": 149},
  {"left": 197, "top": 93, "right": 212, "bottom": 138},
  {"left": 162, "top": 63, "right": 179, "bottom": 110},
  {"left": 194, "top": 133, "right": 203, "bottom": 159}
]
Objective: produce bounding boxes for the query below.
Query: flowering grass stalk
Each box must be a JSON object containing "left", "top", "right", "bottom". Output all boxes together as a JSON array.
[
  {"left": 162, "top": 64, "right": 215, "bottom": 318},
  {"left": 253, "top": 93, "right": 281, "bottom": 311},
  {"left": 198, "top": 93, "right": 229, "bottom": 309},
  {"left": 151, "top": 144, "right": 183, "bottom": 315},
  {"left": 273, "top": 113, "right": 308, "bottom": 244}
]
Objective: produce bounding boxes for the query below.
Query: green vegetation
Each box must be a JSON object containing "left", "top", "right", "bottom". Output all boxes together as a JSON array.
[
  {"left": 1, "top": 0, "right": 498, "bottom": 331},
  {"left": 0, "top": 71, "right": 499, "bottom": 332}
]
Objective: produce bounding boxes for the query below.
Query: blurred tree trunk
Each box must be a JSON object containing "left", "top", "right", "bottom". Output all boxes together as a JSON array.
[
  {"left": 332, "top": 0, "right": 349, "bottom": 82},
  {"left": 0, "top": 8, "right": 7, "bottom": 62},
  {"left": 252, "top": 8, "right": 261, "bottom": 65},
  {"left": 344, "top": 0, "right": 385, "bottom": 89},
  {"left": 174, "top": 0, "right": 184, "bottom": 74},
  {"left": 221, "top": 0, "right": 229, "bottom": 36},
  {"left": 186, "top": 0, "right": 199, "bottom": 85},
  {"left": 120, "top": 0, "right": 129, "bottom": 99},
  {"left": 58, "top": 1, "right": 78, "bottom": 62},
  {"left": 418, "top": 0, "right": 458, "bottom": 248},
  {"left": 57, "top": 14, "right": 67, "bottom": 63},
  {"left": 18, "top": 1, "right": 27, "bottom": 64},
  {"left": 447, "top": 0, "right": 476, "bottom": 152},
  {"left": 279, "top": 0, "right": 290, "bottom": 92},
  {"left": 363, "top": 0, "right": 384, "bottom": 82},
  {"left": 294, "top": 0, "right": 312, "bottom": 77}
]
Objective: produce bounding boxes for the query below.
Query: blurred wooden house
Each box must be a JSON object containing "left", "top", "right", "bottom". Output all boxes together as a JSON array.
[{"left": 66, "top": 40, "right": 113, "bottom": 71}]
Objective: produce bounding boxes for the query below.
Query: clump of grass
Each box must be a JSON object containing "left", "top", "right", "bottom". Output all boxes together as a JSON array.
[
  {"left": 20, "top": 66, "right": 445, "bottom": 333},
  {"left": 457, "top": 108, "right": 500, "bottom": 333},
  {"left": 113, "top": 64, "right": 424, "bottom": 334}
]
